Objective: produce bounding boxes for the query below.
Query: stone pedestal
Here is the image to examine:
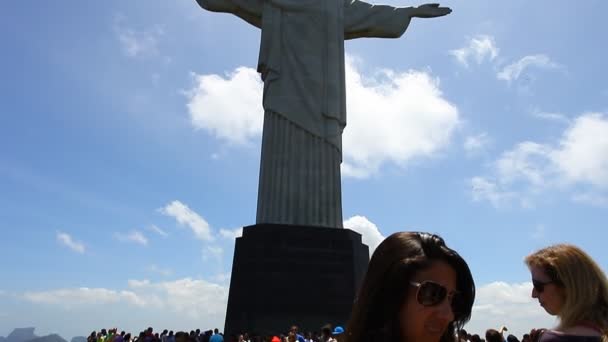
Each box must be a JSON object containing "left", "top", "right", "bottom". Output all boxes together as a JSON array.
[{"left": 223, "top": 224, "right": 369, "bottom": 337}]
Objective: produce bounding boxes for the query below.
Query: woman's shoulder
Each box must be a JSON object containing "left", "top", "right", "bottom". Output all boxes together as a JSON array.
[{"left": 540, "top": 329, "right": 602, "bottom": 342}]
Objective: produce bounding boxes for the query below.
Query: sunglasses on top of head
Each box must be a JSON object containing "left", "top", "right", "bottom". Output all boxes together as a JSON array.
[{"left": 409, "top": 280, "right": 462, "bottom": 314}]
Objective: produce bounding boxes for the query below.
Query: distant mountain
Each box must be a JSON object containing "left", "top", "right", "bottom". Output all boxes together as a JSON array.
[
  {"left": 6, "top": 328, "right": 37, "bottom": 342},
  {"left": 0, "top": 328, "right": 70, "bottom": 342},
  {"left": 27, "top": 334, "right": 67, "bottom": 342},
  {"left": 71, "top": 337, "right": 86, "bottom": 342}
]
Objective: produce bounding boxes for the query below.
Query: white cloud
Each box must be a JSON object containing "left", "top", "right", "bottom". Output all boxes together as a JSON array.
[
  {"left": 572, "top": 192, "right": 608, "bottom": 208},
  {"left": 159, "top": 200, "right": 214, "bottom": 241},
  {"left": 147, "top": 225, "right": 169, "bottom": 238},
  {"left": 21, "top": 278, "right": 228, "bottom": 321},
  {"left": 551, "top": 113, "right": 608, "bottom": 188},
  {"left": 186, "top": 55, "right": 459, "bottom": 178},
  {"left": 343, "top": 215, "right": 385, "bottom": 256},
  {"left": 202, "top": 246, "right": 223, "bottom": 262},
  {"left": 470, "top": 176, "right": 515, "bottom": 208},
  {"left": 128, "top": 278, "right": 228, "bottom": 318},
  {"left": 342, "top": 57, "right": 460, "bottom": 178},
  {"left": 450, "top": 35, "right": 499, "bottom": 67},
  {"left": 219, "top": 227, "right": 243, "bottom": 240},
  {"left": 496, "top": 142, "right": 553, "bottom": 188},
  {"left": 211, "top": 273, "right": 231, "bottom": 283},
  {"left": 114, "top": 230, "right": 148, "bottom": 246},
  {"left": 114, "top": 15, "right": 163, "bottom": 58},
  {"left": 531, "top": 109, "right": 570, "bottom": 124},
  {"left": 146, "top": 264, "right": 172, "bottom": 277},
  {"left": 497, "top": 54, "right": 560, "bottom": 82},
  {"left": 470, "top": 112, "right": 608, "bottom": 207},
  {"left": 464, "top": 133, "right": 491, "bottom": 154},
  {"left": 470, "top": 142, "right": 553, "bottom": 209},
  {"left": 23, "top": 287, "right": 146, "bottom": 308},
  {"left": 56, "top": 231, "right": 85, "bottom": 254},
  {"left": 466, "top": 282, "right": 556, "bottom": 338},
  {"left": 127, "top": 279, "right": 151, "bottom": 288},
  {"left": 0, "top": 278, "right": 227, "bottom": 340},
  {"left": 186, "top": 67, "right": 264, "bottom": 145}
]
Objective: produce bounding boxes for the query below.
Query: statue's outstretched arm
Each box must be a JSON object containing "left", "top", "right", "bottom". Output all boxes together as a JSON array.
[
  {"left": 268, "top": 0, "right": 324, "bottom": 11},
  {"left": 195, "top": 0, "right": 263, "bottom": 28},
  {"left": 344, "top": 1, "right": 451, "bottom": 40},
  {"left": 411, "top": 3, "right": 452, "bottom": 18}
]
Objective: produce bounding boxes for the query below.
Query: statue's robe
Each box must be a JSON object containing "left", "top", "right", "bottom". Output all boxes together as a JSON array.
[{"left": 197, "top": 0, "right": 413, "bottom": 227}]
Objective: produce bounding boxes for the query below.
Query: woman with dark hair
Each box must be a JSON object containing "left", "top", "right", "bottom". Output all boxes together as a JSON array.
[
  {"left": 525, "top": 244, "right": 608, "bottom": 341},
  {"left": 345, "top": 231, "right": 475, "bottom": 342}
]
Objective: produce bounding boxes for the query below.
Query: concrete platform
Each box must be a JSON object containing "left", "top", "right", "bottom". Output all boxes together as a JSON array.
[{"left": 223, "top": 224, "right": 369, "bottom": 337}]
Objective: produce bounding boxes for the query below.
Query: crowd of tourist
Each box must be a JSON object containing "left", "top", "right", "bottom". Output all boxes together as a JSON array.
[
  {"left": 83, "top": 324, "right": 543, "bottom": 342},
  {"left": 85, "top": 236, "right": 608, "bottom": 342},
  {"left": 85, "top": 325, "right": 343, "bottom": 342}
]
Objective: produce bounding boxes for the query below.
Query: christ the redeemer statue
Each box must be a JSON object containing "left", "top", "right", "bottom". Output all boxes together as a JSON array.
[{"left": 196, "top": 0, "right": 451, "bottom": 228}]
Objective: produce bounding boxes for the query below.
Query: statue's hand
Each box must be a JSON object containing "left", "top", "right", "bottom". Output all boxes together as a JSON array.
[{"left": 413, "top": 3, "right": 452, "bottom": 18}]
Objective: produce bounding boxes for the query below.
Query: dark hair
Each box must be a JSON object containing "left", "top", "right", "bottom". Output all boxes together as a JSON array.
[
  {"left": 175, "top": 332, "right": 189, "bottom": 340},
  {"left": 345, "top": 232, "right": 475, "bottom": 342},
  {"left": 485, "top": 329, "right": 502, "bottom": 342},
  {"left": 506, "top": 334, "right": 519, "bottom": 342},
  {"left": 470, "top": 334, "right": 481, "bottom": 342}
]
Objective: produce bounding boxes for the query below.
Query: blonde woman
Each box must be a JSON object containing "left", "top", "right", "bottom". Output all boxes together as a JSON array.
[{"left": 525, "top": 244, "right": 608, "bottom": 341}]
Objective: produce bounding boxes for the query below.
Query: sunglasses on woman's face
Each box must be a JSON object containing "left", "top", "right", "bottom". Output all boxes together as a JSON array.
[
  {"left": 410, "top": 280, "right": 462, "bottom": 313},
  {"left": 532, "top": 279, "right": 553, "bottom": 293}
]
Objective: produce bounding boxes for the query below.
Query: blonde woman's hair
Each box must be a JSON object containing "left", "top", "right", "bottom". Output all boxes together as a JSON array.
[{"left": 525, "top": 244, "right": 608, "bottom": 340}]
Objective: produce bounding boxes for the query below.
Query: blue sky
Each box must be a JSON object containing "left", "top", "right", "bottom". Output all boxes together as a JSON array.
[{"left": 1, "top": 0, "right": 607, "bottom": 339}]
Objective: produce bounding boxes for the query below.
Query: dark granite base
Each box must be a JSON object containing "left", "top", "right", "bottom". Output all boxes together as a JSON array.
[{"left": 223, "top": 224, "right": 369, "bottom": 337}]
